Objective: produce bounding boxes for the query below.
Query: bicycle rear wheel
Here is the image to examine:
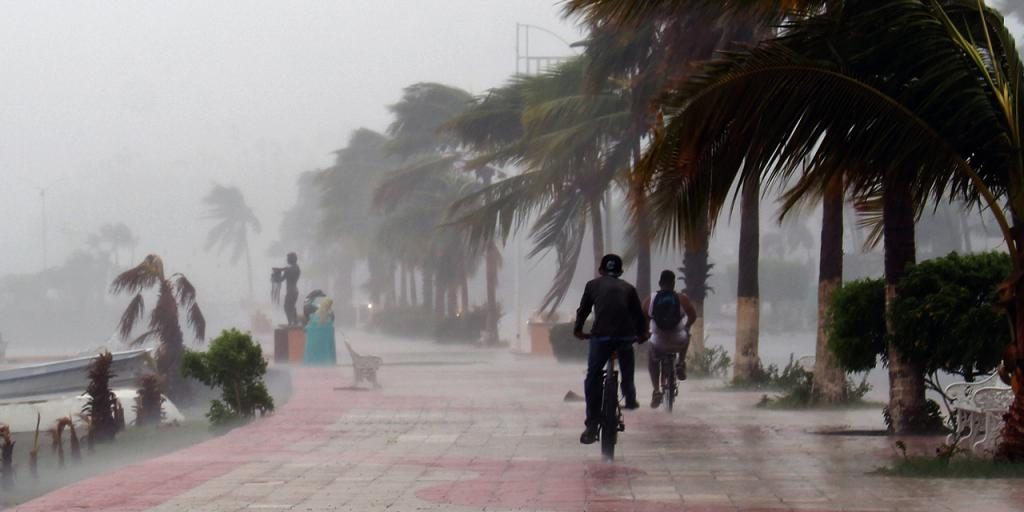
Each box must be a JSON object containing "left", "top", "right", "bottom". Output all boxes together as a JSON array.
[
  {"left": 662, "top": 356, "right": 675, "bottom": 413},
  {"left": 600, "top": 369, "right": 618, "bottom": 461}
]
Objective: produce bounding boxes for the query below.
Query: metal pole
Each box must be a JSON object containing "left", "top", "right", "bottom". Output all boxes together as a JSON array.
[
  {"left": 515, "top": 23, "right": 520, "bottom": 76},
  {"left": 525, "top": 26, "right": 530, "bottom": 75},
  {"left": 40, "top": 188, "right": 47, "bottom": 271}
]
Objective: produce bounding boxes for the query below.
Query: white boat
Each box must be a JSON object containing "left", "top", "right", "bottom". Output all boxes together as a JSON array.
[
  {"left": 0, "top": 388, "right": 186, "bottom": 433},
  {"left": 0, "top": 349, "right": 153, "bottom": 400}
]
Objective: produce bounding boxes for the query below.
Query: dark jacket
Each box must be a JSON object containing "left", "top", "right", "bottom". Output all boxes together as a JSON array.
[{"left": 573, "top": 275, "right": 647, "bottom": 338}]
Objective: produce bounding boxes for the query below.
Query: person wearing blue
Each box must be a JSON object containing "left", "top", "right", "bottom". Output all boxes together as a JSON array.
[{"left": 573, "top": 254, "right": 649, "bottom": 445}]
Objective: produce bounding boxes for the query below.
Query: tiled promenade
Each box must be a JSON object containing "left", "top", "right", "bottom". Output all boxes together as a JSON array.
[{"left": 11, "top": 338, "right": 1024, "bottom": 511}]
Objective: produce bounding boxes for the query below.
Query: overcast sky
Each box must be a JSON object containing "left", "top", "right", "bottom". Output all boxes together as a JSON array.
[
  {"left": 0, "top": 1, "right": 1020, "bottom": 306},
  {"left": 0, "top": 1, "right": 580, "bottom": 293}
]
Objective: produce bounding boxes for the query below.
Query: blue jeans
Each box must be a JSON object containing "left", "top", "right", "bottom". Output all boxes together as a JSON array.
[{"left": 585, "top": 337, "right": 636, "bottom": 427}]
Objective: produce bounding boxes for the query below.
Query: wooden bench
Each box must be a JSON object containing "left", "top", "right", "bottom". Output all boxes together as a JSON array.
[
  {"left": 944, "top": 372, "right": 1013, "bottom": 453},
  {"left": 344, "top": 341, "right": 382, "bottom": 388}
]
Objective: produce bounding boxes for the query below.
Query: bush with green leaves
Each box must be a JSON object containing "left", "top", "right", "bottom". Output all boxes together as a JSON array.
[
  {"left": 827, "top": 277, "right": 887, "bottom": 373},
  {"left": 182, "top": 329, "right": 274, "bottom": 426},
  {"left": 827, "top": 252, "right": 1008, "bottom": 379},
  {"left": 826, "top": 252, "right": 1009, "bottom": 431},
  {"left": 891, "top": 252, "right": 1008, "bottom": 379},
  {"left": 731, "top": 354, "right": 809, "bottom": 390}
]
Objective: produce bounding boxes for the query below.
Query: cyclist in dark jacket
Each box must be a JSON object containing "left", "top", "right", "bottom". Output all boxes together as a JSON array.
[{"left": 573, "top": 253, "right": 649, "bottom": 444}]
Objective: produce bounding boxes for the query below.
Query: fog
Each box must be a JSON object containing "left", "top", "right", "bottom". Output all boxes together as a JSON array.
[
  {"left": 0, "top": 2, "right": 1021, "bottom": 356},
  {"left": 0, "top": 1, "right": 579, "bottom": 352}
]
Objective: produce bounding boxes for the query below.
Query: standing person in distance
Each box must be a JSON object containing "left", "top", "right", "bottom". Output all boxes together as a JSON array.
[
  {"left": 574, "top": 254, "right": 650, "bottom": 445},
  {"left": 644, "top": 270, "right": 698, "bottom": 408}
]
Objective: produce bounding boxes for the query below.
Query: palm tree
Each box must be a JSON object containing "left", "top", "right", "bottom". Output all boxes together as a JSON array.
[
  {"left": 111, "top": 255, "right": 205, "bottom": 401},
  {"left": 632, "top": 0, "right": 1023, "bottom": 442},
  {"left": 564, "top": 0, "right": 835, "bottom": 383},
  {"left": 202, "top": 184, "right": 261, "bottom": 299},
  {"left": 87, "top": 223, "right": 138, "bottom": 268},
  {"left": 447, "top": 59, "right": 632, "bottom": 313},
  {"left": 374, "top": 160, "right": 484, "bottom": 319},
  {"left": 383, "top": 83, "right": 474, "bottom": 314},
  {"left": 318, "top": 129, "right": 402, "bottom": 309}
]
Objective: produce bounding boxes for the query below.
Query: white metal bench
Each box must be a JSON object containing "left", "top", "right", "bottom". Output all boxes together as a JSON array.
[
  {"left": 344, "top": 341, "right": 382, "bottom": 389},
  {"left": 944, "top": 372, "right": 1012, "bottom": 453}
]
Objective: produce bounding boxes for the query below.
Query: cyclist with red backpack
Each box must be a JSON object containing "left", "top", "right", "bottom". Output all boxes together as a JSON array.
[{"left": 644, "top": 270, "right": 698, "bottom": 408}]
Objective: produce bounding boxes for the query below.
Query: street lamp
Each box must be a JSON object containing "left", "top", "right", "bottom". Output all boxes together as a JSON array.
[
  {"left": 17, "top": 176, "right": 65, "bottom": 272},
  {"left": 511, "top": 23, "right": 577, "bottom": 351}
]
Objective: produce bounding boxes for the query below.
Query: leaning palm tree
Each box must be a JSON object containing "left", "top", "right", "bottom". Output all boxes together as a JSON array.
[
  {"left": 318, "top": 129, "right": 402, "bottom": 308},
  {"left": 202, "top": 184, "right": 261, "bottom": 299},
  {"left": 564, "top": 0, "right": 840, "bottom": 391},
  {"left": 447, "top": 58, "right": 632, "bottom": 313},
  {"left": 635, "top": 0, "right": 1023, "bottom": 444},
  {"left": 111, "top": 255, "right": 205, "bottom": 401}
]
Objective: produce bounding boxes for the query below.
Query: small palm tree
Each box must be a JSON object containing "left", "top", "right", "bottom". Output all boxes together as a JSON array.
[
  {"left": 111, "top": 254, "right": 205, "bottom": 401},
  {"left": 202, "top": 184, "right": 261, "bottom": 299}
]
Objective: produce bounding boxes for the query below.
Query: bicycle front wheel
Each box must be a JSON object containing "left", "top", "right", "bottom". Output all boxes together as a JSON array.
[{"left": 600, "top": 370, "right": 618, "bottom": 461}]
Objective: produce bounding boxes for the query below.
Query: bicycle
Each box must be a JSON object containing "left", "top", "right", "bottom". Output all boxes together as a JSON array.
[
  {"left": 656, "top": 350, "right": 679, "bottom": 413},
  {"left": 600, "top": 351, "right": 625, "bottom": 461}
]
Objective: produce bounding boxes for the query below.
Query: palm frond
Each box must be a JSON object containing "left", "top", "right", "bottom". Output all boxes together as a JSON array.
[
  {"left": 128, "top": 329, "right": 159, "bottom": 348},
  {"left": 443, "top": 79, "right": 528, "bottom": 152},
  {"left": 640, "top": 0, "right": 1018, "bottom": 248},
  {"left": 172, "top": 274, "right": 197, "bottom": 308},
  {"left": 535, "top": 201, "right": 589, "bottom": 314},
  {"left": 149, "top": 282, "right": 183, "bottom": 347},
  {"left": 385, "top": 83, "right": 474, "bottom": 158},
  {"left": 117, "top": 293, "right": 145, "bottom": 339},
  {"left": 561, "top": 0, "right": 831, "bottom": 27},
  {"left": 187, "top": 302, "right": 206, "bottom": 342},
  {"left": 110, "top": 255, "right": 164, "bottom": 295},
  {"left": 446, "top": 171, "right": 560, "bottom": 247},
  {"left": 373, "top": 154, "right": 459, "bottom": 211}
]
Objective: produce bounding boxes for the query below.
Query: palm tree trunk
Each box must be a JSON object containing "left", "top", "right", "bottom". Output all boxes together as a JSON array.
[
  {"left": 734, "top": 180, "right": 760, "bottom": 382},
  {"left": 368, "top": 257, "right": 381, "bottom": 307},
  {"left": 244, "top": 237, "right": 254, "bottom": 301},
  {"left": 460, "top": 272, "right": 469, "bottom": 313},
  {"left": 485, "top": 242, "right": 500, "bottom": 344},
  {"left": 683, "top": 222, "right": 710, "bottom": 358},
  {"left": 997, "top": 226, "right": 1024, "bottom": 461},
  {"left": 409, "top": 267, "right": 418, "bottom": 306},
  {"left": 388, "top": 260, "right": 398, "bottom": 307},
  {"left": 423, "top": 268, "right": 434, "bottom": 311},
  {"left": 433, "top": 272, "right": 445, "bottom": 320},
  {"left": 336, "top": 265, "right": 353, "bottom": 312},
  {"left": 883, "top": 181, "right": 927, "bottom": 433},
  {"left": 399, "top": 263, "right": 408, "bottom": 307},
  {"left": 813, "top": 177, "right": 848, "bottom": 403},
  {"left": 447, "top": 284, "right": 458, "bottom": 319},
  {"left": 591, "top": 200, "right": 605, "bottom": 276}
]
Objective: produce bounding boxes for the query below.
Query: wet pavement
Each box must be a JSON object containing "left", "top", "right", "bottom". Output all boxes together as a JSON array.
[{"left": 9, "top": 335, "right": 1024, "bottom": 511}]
